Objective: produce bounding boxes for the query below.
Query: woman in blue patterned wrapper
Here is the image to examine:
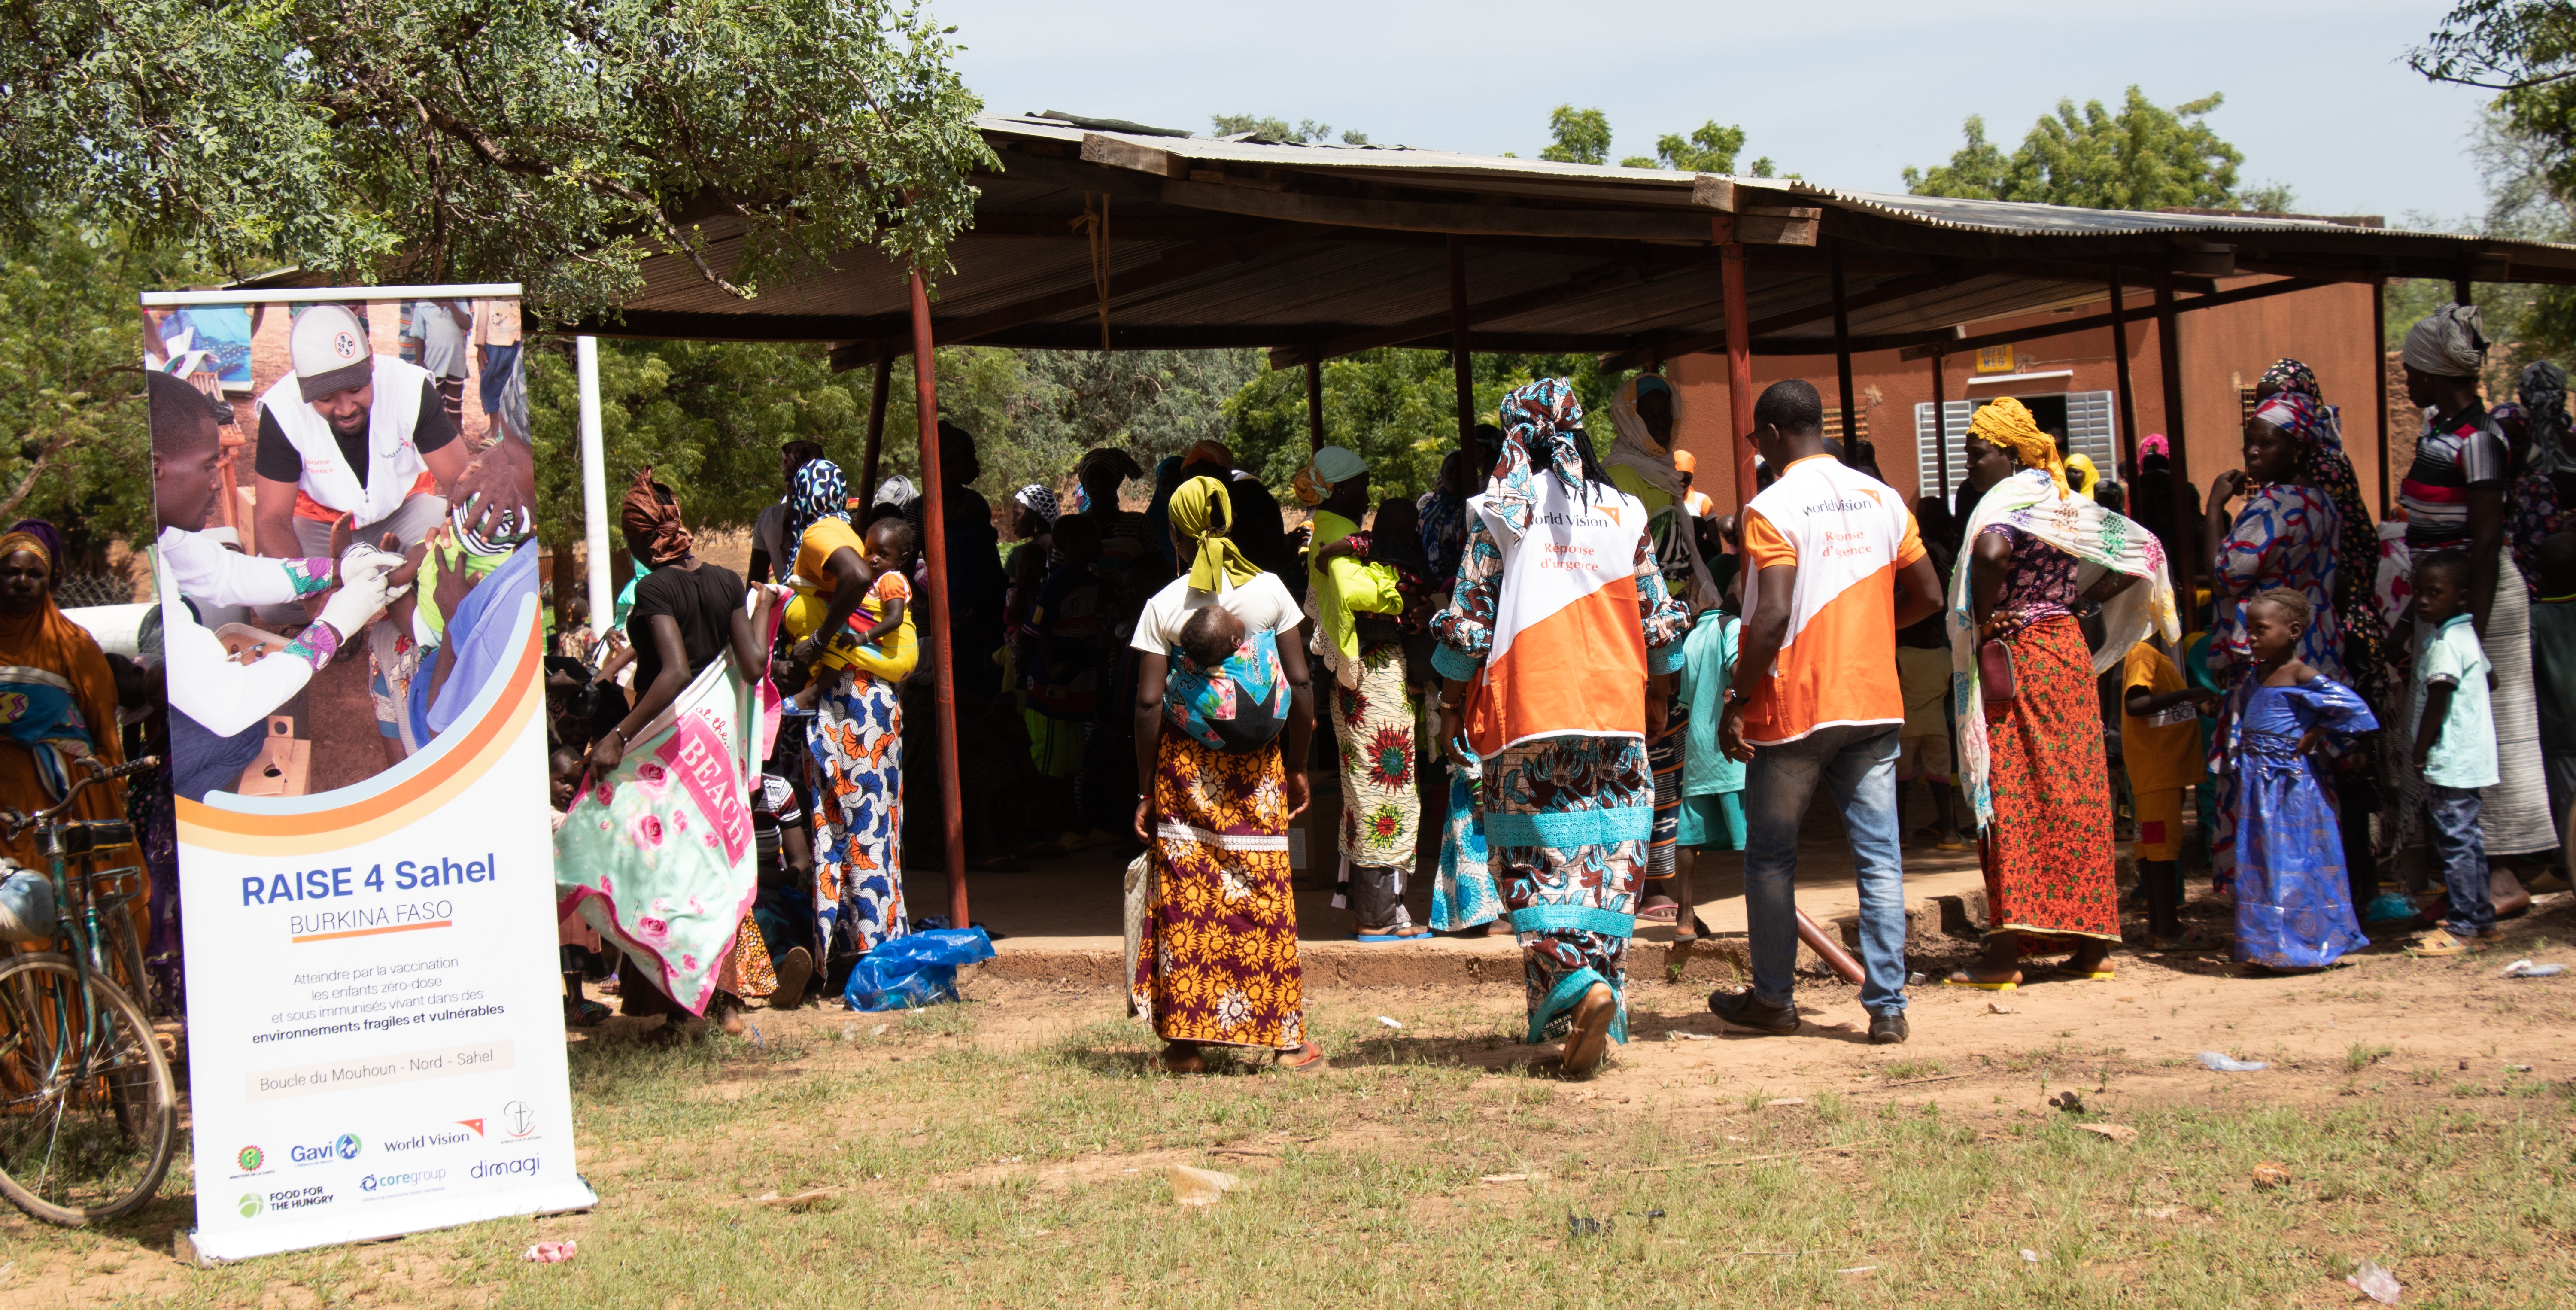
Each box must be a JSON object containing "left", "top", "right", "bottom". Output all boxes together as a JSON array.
[
  {"left": 1430, "top": 378, "right": 1689, "bottom": 1077},
  {"left": 2201, "top": 389, "right": 2347, "bottom": 898}
]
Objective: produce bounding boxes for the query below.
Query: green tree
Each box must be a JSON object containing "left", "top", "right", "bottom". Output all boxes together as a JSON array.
[
  {"left": 0, "top": 225, "right": 199, "bottom": 569},
  {"left": 2, "top": 2, "right": 992, "bottom": 320},
  {"left": 1211, "top": 115, "right": 1368, "bottom": 146},
  {"left": 1542, "top": 106, "right": 1613, "bottom": 165},
  {"left": 1618, "top": 121, "right": 1774, "bottom": 177},
  {"left": 1223, "top": 350, "right": 1631, "bottom": 502},
  {"left": 1902, "top": 88, "right": 2245, "bottom": 210}
]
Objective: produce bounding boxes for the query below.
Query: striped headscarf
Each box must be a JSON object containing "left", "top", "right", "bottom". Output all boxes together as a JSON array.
[
  {"left": 787, "top": 458, "right": 851, "bottom": 546},
  {"left": 2253, "top": 362, "right": 2385, "bottom": 690}
]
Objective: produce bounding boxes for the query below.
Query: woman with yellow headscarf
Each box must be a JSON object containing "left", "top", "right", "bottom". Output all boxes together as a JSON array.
[
  {"left": 1945, "top": 398, "right": 2178, "bottom": 988},
  {"left": 1122, "top": 475, "right": 1324, "bottom": 1073}
]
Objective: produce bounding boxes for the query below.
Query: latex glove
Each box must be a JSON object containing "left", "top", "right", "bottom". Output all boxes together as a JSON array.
[{"left": 317, "top": 544, "right": 411, "bottom": 642}]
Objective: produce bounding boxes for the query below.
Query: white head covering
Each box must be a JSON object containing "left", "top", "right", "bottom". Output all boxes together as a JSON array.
[{"left": 2402, "top": 304, "right": 2486, "bottom": 378}]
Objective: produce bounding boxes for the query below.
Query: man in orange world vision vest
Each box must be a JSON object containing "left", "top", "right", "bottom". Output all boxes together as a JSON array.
[{"left": 1713, "top": 381, "right": 1944, "bottom": 1046}]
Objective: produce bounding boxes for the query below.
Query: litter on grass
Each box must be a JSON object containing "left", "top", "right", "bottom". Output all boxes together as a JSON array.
[
  {"left": 2196, "top": 1051, "right": 2268, "bottom": 1072},
  {"left": 1168, "top": 1165, "right": 1242, "bottom": 1206},
  {"left": 1376, "top": 1015, "right": 1403, "bottom": 1029},
  {"left": 2251, "top": 1161, "right": 2292, "bottom": 1189},
  {"left": 2074, "top": 1123, "right": 2139, "bottom": 1143},
  {"left": 2020, "top": 1249, "right": 2043, "bottom": 1263},
  {"left": 2347, "top": 1259, "right": 2402, "bottom": 1304},
  {"left": 523, "top": 1241, "right": 577, "bottom": 1264},
  {"left": 1667, "top": 1030, "right": 1714, "bottom": 1041},
  {"left": 2500, "top": 959, "right": 2567, "bottom": 978}
]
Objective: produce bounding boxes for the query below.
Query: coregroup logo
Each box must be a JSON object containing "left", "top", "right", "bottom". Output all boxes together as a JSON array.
[{"left": 358, "top": 1168, "right": 450, "bottom": 1199}]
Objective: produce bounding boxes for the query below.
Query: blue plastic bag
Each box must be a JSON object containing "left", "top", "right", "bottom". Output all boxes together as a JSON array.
[{"left": 843, "top": 927, "right": 995, "bottom": 1011}]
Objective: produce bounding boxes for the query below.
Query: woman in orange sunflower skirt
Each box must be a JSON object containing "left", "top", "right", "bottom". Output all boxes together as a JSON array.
[
  {"left": 1128, "top": 476, "right": 1324, "bottom": 1073},
  {"left": 1946, "top": 398, "right": 2178, "bottom": 988}
]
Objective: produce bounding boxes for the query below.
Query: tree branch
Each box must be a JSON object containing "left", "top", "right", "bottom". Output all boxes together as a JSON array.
[{"left": 0, "top": 431, "right": 84, "bottom": 523}]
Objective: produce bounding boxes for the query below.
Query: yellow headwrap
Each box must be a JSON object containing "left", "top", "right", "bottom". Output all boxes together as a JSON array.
[
  {"left": 1168, "top": 475, "right": 1261, "bottom": 590},
  {"left": 1968, "top": 397, "right": 2068, "bottom": 498}
]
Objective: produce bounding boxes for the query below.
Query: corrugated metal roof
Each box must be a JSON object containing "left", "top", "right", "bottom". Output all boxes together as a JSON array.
[{"left": 495, "top": 114, "right": 2576, "bottom": 360}]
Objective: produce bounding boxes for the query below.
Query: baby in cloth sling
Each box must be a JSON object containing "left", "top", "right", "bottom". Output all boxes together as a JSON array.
[
  {"left": 1163, "top": 603, "right": 1287, "bottom": 753},
  {"left": 784, "top": 518, "right": 917, "bottom": 694}
]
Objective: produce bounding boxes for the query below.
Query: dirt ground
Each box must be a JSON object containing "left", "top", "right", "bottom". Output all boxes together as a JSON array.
[{"left": 4, "top": 881, "right": 2571, "bottom": 1309}]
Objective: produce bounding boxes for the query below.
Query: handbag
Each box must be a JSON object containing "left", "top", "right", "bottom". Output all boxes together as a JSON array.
[{"left": 1978, "top": 638, "right": 2017, "bottom": 705}]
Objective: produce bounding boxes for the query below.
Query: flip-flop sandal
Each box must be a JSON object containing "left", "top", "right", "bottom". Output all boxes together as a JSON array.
[
  {"left": 1278, "top": 1043, "right": 1329, "bottom": 1073},
  {"left": 1637, "top": 900, "right": 1680, "bottom": 924},
  {"left": 1671, "top": 914, "right": 1714, "bottom": 944},
  {"left": 2408, "top": 929, "right": 2470, "bottom": 957},
  {"left": 1941, "top": 970, "right": 2020, "bottom": 990},
  {"left": 565, "top": 999, "right": 611, "bottom": 1027}
]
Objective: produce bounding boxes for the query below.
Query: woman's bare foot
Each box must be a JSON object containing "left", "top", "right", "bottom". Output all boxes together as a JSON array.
[
  {"left": 1279, "top": 1041, "right": 1327, "bottom": 1073},
  {"left": 1155, "top": 1042, "right": 1206, "bottom": 1074}
]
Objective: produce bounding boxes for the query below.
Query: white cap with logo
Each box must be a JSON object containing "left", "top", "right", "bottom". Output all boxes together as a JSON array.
[{"left": 289, "top": 304, "right": 373, "bottom": 402}]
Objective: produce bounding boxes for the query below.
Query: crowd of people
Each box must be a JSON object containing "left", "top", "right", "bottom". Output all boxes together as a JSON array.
[{"left": 519, "top": 303, "right": 2567, "bottom": 1076}]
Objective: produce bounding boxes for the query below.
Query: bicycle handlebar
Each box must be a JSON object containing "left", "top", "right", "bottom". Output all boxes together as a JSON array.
[{"left": 0, "top": 754, "right": 159, "bottom": 840}]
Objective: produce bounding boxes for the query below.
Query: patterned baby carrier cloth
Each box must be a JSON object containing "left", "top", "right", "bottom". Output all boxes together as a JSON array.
[{"left": 1163, "top": 622, "right": 1288, "bottom": 754}]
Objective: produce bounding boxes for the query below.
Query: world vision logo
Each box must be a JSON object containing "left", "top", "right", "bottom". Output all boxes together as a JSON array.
[{"left": 456, "top": 1119, "right": 484, "bottom": 1137}]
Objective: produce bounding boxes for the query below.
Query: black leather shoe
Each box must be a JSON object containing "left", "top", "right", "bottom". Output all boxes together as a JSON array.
[
  {"left": 1707, "top": 988, "right": 1799, "bottom": 1035},
  {"left": 1868, "top": 1012, "right": 1909, "bottom": 1045}
]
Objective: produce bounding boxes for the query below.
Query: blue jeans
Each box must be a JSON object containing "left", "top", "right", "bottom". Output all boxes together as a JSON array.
[
  {"left": 1743, "top": 723, "right": 1908, "bottom": 1016},
  {"left": 2426, "top": 784, "right": 2495, "bottom": 937}
]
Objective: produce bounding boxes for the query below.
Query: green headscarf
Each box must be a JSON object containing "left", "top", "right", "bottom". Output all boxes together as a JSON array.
[{"left": 1168, "top": 475, "right": 1261, "bottom": 591}]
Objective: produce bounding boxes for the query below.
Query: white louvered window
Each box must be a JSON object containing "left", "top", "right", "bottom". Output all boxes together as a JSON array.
[{"left": 1916, "top": 391, "right": 2119, "bottom": 500}]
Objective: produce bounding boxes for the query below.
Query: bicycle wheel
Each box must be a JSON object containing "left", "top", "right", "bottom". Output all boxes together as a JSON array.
[{"left": 0, "top": 952, "right": 178, "bottom": 1225}]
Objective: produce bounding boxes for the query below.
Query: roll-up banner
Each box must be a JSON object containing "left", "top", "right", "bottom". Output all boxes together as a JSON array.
[{"left": 140, "top": 286, "right": 592, "bottom": 1261}]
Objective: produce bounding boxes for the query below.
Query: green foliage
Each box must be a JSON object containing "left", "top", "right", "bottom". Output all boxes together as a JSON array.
[
  {"left": 0, "top": 2, "right": 993, "bottom": 321},
  {"left": 2412, "top": 6, "right": 2576, "bottom": 369},
  {"left": 1211, "top": 115, "right": 1367, "bottom": 146},
  {"left": 1541, "top": 106, "right": 1613, "bottom": 165},
  {"left": 1224, "top": 350, "right": 1631, "bottom": 502},
  {"left": 0, "top": 226, "right": 195, "bottom": 563},
  {"left": 1647, "top": 122, "right": 1753, "bottom": 175},
  {"left": 520, "top": 343, "right": 1263, "bottom": 551},
  {"left": 523, "top": 339, "right": 891, "bottom": 561},
  {"left": 1903, "top": 88, "right": 2245, "bottom": 211}
]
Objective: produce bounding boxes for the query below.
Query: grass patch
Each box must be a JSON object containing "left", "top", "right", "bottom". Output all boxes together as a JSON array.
[{"left": 12, "top": 1006, "right": 2576, "bottom": 1309}]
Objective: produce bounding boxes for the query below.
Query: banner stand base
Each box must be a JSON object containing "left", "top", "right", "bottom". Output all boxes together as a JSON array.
[{"left": 179, "top": 1175, "right": 598, "bottom": 1267}]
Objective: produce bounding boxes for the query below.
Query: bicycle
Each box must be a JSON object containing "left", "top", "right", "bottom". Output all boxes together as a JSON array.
[{"left": 0, "top": 754, "right": 177, "bottom": 1225}]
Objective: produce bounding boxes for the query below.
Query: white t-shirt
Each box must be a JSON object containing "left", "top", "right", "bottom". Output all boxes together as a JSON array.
[{"left": 1129, "top": 572, "right": 1303, "bottom": 655}]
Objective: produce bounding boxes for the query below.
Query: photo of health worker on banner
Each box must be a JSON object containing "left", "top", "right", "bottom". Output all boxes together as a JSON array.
[
  {"left": 144, "top": 288, "right": 587, "bottom": 1263},
  {"left": 142, "top": 296, "right": 538, "bottom": 796}
]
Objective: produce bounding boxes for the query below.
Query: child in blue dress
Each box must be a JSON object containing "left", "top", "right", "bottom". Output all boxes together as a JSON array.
[{"left": 2214, "top": 587, "right": 2379, "bottom": 970}]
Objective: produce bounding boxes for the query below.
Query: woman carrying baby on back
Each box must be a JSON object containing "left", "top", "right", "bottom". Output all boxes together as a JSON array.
[{"left": 1127, "top": 475, "right": 1325, "bottom": 1073}]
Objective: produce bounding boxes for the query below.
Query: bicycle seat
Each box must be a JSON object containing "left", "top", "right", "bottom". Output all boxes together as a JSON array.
[{"left": 38, "top": 818, "right": 136, "bottom": 858}]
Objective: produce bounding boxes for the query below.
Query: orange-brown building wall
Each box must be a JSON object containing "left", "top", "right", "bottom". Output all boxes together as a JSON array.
[{"left": 1665, "top": 280, "right": 2387, "bottom": 525}]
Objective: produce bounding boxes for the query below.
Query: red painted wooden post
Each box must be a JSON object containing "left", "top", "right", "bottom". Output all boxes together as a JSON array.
[{"left": 908, "top": 271, "right": 969, "bottom": 929}]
